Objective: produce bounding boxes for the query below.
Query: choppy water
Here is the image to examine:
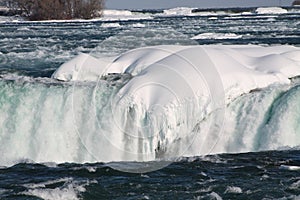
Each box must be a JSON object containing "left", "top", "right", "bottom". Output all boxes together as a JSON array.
[
  {"left": 1, "top": 151, "right": 300, "bottom": 200},
  {"left": 0, "top": 7, "right": 300, "bottom": 199}
]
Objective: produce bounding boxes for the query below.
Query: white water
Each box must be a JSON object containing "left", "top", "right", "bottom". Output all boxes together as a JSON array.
[
  {"left": 22, "top": 178, "right": 94, "bottom": 200},
  {"left": 1, "top": 45, "right": 300, "bottom": 166}
]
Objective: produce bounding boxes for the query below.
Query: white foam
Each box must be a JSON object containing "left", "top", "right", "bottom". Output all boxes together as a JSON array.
[
  {"left": 101, "top": 22, "right": 121, "bottom": 28},
  {"left": 204, "top": 192, "right": 223, "bottom": 200},
  {"left": 191, "top": 33, "right": 242, "bottom": 40},
  {"left": 132, "top": 23, "right": 146, "bottom": 28},
  {"left": 0, "top": 189, "right": 8, "bottom": 195},
  {"left": 24, "top": 178, "right": 73, "bottom": 189},
  {"left": 225, "top": 186, "right": 243, "bottom": 194},
  {"left": 279, "top": 165, "right": 300, "bottom": 171},
  {"left": 290, "top": 180, "right": 300, "bottom": 190},
  {"left": 86, "top": 166, "right": 97, "bottom": 173},
  {"left": 22, "top": 178, "right": 92, "bottom": 200},
  {"left": 17, "top": 27, "right": 31, "bottom": 31}
]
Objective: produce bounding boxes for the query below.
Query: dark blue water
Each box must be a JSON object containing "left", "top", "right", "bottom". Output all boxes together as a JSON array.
[
  {"left": 0, "top": 7, "right": 300, "bottom": 199},
  {"left": 1, "top": 151, "right": 300, "bottom": 199}
]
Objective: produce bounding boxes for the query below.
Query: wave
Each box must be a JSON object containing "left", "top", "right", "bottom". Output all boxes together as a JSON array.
[
  {"left": 22, "top": 178, "right": 93, "bottom": 200},
  {"left": 1, "top": 45, "right": 300, "bottom": 167}
]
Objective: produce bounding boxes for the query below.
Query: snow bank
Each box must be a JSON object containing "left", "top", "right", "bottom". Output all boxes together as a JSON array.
[
  {"left": 52, "top": 45, "right": 300, "bottom": 102},
  {"left": 102, "top": 9, "right": 152, "bottom": 21},
  {"left": 256, "top": 7, "right": 288, "bottom": 14},
  {"left": 51, "top": 53, "right": 113, "bottom": 81},
  {"left": 163, "top": 7, "right": 195, "bottom": 16},
  {"left": 51, "top": 45, "right": 300, "bottom": 164}
]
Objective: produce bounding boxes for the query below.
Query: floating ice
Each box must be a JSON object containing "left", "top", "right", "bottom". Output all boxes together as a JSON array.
[
  {"left": 256, "top": 7, "right": 288, "bottom": 14},
  {"left": 191, "top": 33, "right": 242, "bottom": 40},
  {"left": 102, "top": 9, "right": 153, "bottom": 21}
]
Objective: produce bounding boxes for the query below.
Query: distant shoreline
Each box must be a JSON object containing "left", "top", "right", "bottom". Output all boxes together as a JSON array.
[
  {"left": 0, "top": 6, "right": 22, "bottom": 17},
  {"left": 0, "top": 6, "right": 299, "bottom": 21}
]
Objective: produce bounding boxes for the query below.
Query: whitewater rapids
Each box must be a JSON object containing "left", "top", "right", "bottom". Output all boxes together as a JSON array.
[{"left": 1, "top": 45, "right": 300, "bottom": 166}]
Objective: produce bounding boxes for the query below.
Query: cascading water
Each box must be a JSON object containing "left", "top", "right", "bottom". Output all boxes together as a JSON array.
[{"left": 1, "top": 45, "right": 300, "bottom": 168}]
